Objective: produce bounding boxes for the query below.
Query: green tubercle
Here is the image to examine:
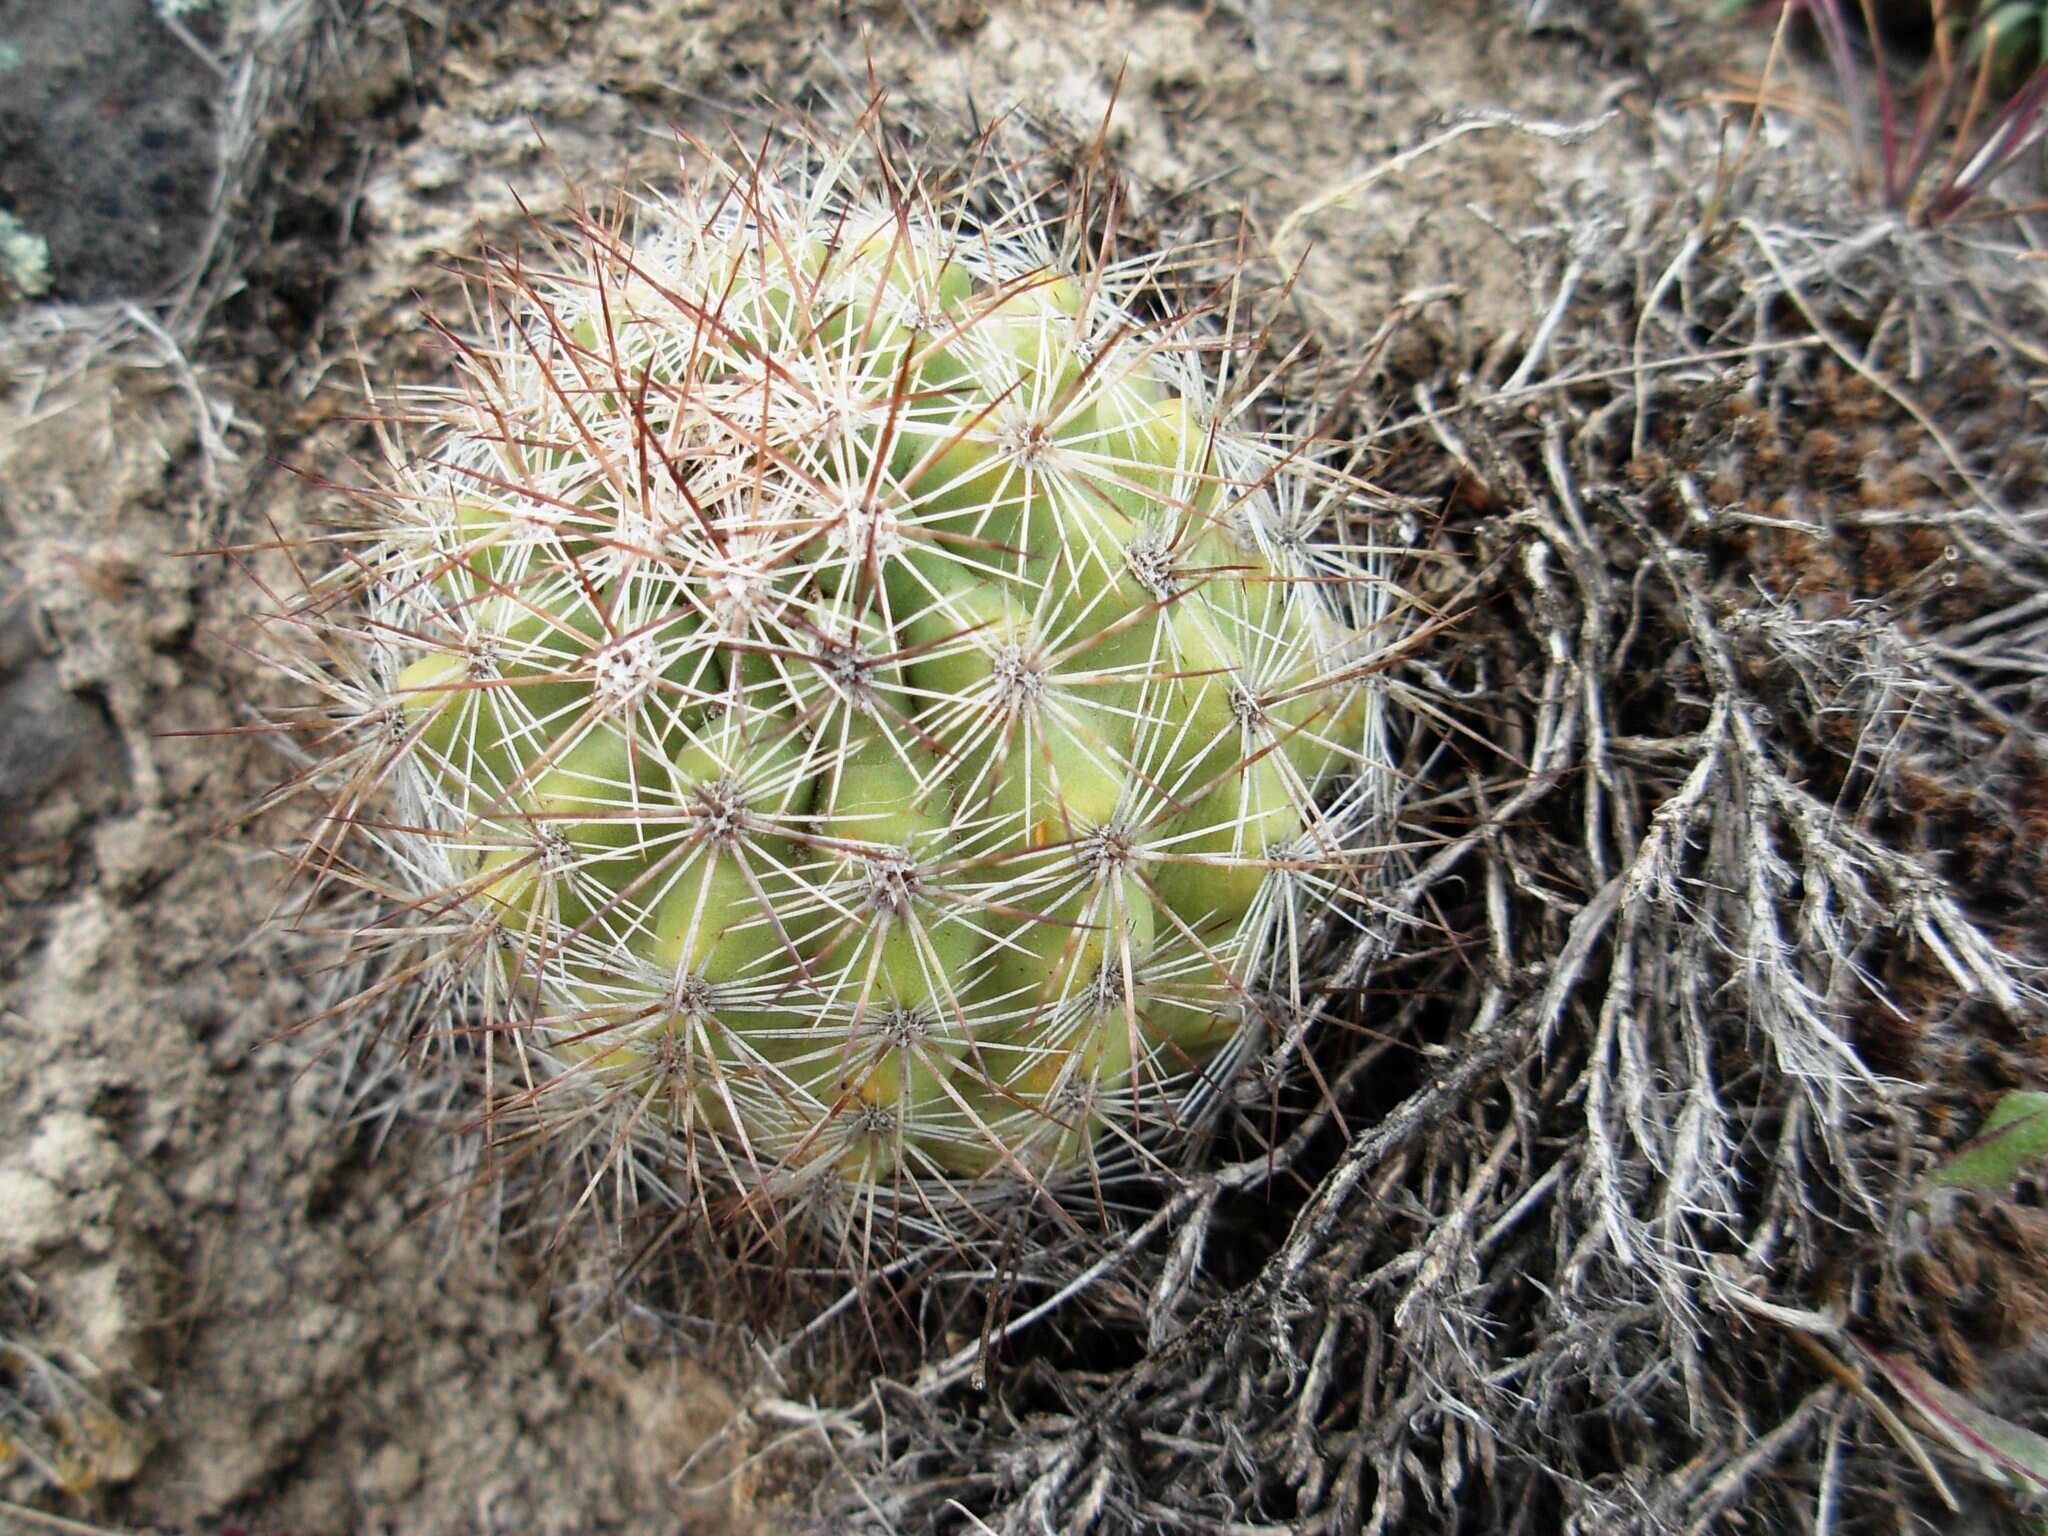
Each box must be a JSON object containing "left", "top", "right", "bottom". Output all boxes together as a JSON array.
[{"left": 356, "top": 169, "right": 1384, "bottom": 1215}]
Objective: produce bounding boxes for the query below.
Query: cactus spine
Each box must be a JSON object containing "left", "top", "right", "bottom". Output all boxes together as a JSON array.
[{"left": 315, "top": 134, "right": 1396, "bottom": 1232}]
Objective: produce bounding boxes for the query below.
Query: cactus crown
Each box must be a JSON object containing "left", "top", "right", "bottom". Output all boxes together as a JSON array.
[{"left": 303, "top": 129, "right": 1398, "bottom": 1244}]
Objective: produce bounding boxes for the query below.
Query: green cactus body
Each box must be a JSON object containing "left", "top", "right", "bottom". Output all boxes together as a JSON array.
[{"left": 351, "top": 163, "right": 1393, "bottom": 1219}]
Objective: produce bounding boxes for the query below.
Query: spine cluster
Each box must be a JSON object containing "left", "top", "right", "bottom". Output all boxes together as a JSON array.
[{"left": 317, "top": 142, "right": 1397, "bottom": 1227}]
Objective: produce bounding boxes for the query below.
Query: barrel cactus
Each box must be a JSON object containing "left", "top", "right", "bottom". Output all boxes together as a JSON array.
[{"left": 307, "top": 137, "right": 1396, "bottom": 1235}]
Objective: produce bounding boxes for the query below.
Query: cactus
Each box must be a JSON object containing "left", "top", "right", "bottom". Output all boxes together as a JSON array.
[{"left": 303, "top": 135, "right": 1398, "bottom": 1236}]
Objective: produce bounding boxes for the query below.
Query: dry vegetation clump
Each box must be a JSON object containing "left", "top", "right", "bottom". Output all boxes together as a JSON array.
[
  {"left": 714, "top": 119, "right": 2048, "bottom": 1536},
  {"left": 0, "top": 1271, "right": 152, "bottom": 1503}
]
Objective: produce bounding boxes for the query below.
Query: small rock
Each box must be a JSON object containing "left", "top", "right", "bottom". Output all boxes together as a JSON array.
[
  {"left": 362, "top": 1442, "right": 422, "bottom": 1503},
  {"left": 0, "top": 1165, "right": 68, "bottom": 1264},
  {"left": 478, "top": 1478, "right": 535, "bottom": 1534},
  {"left": 25, "top": 1109, "right": 119, "bottom": 1191},
  {"left": 45, "top": 1258, "right": 145, "bottom": 1376},
  {"left": 92, "top": 810, "right": 174, "bottom": 893},
  {"left": 42, "top": 894, "right": 117, "bottom": 992}
]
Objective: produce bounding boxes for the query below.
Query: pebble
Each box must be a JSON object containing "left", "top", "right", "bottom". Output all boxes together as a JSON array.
[
  {"left": 25, "top": 1109, "right": 120, "bottom": 1191},
  {"left": 363, "top": 1442, "right": 423, "bottom": 1503},
  {"left": 0, "top": 1165, "right": 68, "bottom": 1264}
]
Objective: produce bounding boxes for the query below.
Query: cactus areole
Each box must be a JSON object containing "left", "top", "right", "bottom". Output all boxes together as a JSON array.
[{"left": 341, "top": 143, "right": 1392, "bottom": 1221}]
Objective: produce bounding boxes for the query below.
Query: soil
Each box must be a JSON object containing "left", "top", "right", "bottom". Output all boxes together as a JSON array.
[
  {"left": 0, "top": 0, "right": 222, "bottom": 303},
  {"left": 2, "top": 0, "right": 2041, "bottom": 1532}
]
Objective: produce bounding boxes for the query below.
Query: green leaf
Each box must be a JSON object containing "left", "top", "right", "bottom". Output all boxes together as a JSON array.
[
  {"left": 1926, "top": 1091, "right": 2048, "bottom": 1193},
  {"left": 1981, "top": 3, "right": 2040, "bottom": 45},
  {"left": 1857, "top": 1343, "right": 2048, "bottom": 1499}
]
